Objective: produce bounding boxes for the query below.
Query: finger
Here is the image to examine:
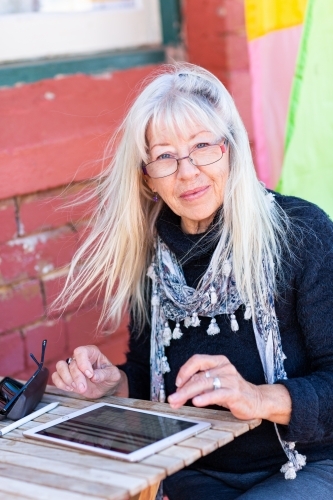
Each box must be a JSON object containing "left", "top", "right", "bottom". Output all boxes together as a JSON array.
[
  {"left": 68, "top": 359, "right": 91, "bottom": 393},
  {"left": 51, "top": 371, "right": 73, "bottom": 392},
  {"left": 55, "top": 360, "right": 75, "bottom": 389},
  {"left": 192, "top": 388, "right": 229, "bottom": 408},
  {"left": 169, "top": 371, "right": 221, "bottom": 408},
  {"left": 91, "top": 364, "right": 120, "bottom": 385},
  {"left": 176, "top": 354, "right": 229, "bottom": 388},
  {"left": 73, "top": 346, "right": 98, "bottom": 379}
]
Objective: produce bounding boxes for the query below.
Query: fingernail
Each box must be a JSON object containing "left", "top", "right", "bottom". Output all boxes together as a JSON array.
[
  {"left": 175, "top": 377, "right": 182, "bottom": 387},
  {"left": 93, "top": 374, "right": 99, "bottom": 382},
  {"left": 71, "top": 382, "right": 76, "bottom": 389},
  {"left": 79, "top": 383, "right": 85, "bottom": 392},
  {"left": 66, "top": 386, "right": 72, "bottom": 391},
  {"left": 85, "top": 370, "right": 92, "bottom": 378}
]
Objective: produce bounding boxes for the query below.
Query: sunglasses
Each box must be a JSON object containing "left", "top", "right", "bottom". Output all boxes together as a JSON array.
[{"left": 0, "top": 339, "right": 49, "bottom": 420}]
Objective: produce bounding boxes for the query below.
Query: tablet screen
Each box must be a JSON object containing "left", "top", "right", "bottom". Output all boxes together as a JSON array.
[{"left": 36, "top": 405, "right": 197, "bottom": 454}]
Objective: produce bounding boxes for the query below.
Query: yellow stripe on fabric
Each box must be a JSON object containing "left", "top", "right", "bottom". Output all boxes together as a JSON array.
[{"left": 245, "top": 0, "right": 308, "bottom": 40}]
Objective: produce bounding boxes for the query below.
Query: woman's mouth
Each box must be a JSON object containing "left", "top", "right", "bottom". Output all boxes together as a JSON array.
[{"left": 179, "top": 185, "right": 210, "bottom": 201}]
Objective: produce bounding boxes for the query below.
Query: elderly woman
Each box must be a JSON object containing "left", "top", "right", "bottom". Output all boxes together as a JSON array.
[{"left": 53, "top": 64, "right": 333, "bottom": 499}]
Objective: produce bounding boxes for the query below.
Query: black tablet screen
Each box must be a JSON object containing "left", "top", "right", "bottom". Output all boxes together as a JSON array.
[{"left": 37, "top": 405, "right": 196, "bottom": 454}]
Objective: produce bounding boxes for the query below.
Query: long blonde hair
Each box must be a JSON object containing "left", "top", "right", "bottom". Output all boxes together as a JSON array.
[{"left": 57, "top": 63, "right": 289, "bottom": 332}]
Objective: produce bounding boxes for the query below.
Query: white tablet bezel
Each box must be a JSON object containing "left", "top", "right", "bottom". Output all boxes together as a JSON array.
[{"left": 23, "top": 402, "right": 211, "bottom": 461}]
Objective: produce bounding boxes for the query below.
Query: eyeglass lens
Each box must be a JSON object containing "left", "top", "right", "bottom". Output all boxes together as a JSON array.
[{"left": 146, "top": 144, "right": 223, "bottom": 179}]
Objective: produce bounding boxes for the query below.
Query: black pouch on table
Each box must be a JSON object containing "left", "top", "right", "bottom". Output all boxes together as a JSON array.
[{"left": 0, "top": 340, "right": 49, "bottom": 421}]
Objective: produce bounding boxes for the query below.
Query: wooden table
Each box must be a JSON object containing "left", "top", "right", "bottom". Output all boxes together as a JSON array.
[{"left": 0, "top": 385, "right": 261, "bottom": 500}]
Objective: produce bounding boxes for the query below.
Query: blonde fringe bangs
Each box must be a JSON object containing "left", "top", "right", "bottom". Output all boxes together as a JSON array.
[{"left": 54, "top": 63, "right": 290, "bottom": 333}]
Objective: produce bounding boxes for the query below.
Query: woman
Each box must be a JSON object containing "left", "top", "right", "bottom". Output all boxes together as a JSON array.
[{"left": 53, "top": 64, "right": 333, "bottom": 499}]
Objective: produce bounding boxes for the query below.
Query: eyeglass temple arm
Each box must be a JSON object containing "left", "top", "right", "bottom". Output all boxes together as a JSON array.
[
  {"left": 40, "top": 339, "right": 47, "bottom": 366},
  {"left": 29, "top": 339, "right": 47, "bottom": 369}
]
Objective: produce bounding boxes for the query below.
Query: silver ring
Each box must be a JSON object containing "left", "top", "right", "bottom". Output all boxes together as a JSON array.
[
  {"left": 213, "top": 377, "right": 221, "bottom": 390},
  {"left": 66, "top": 357, "right": 75, "bottom": 366},
  {"left": 205, "top": 371, "right": 211, "bottom": 378}
]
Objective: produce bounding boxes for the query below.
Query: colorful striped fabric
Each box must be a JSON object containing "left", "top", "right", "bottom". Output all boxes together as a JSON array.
[
  {"left": 278, "top": 0, "right": 333, "bottom": 218},
  {"left": 245, "top": 0, "right": 333, "bottom": 219},
  {"left": 245, "top": 0, "right": 307, "bottom": 188}
]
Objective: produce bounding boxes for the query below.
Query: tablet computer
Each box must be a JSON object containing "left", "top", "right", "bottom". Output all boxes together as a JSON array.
[{"left": 23, "top": 402, "right": 211, "bottom": 461}]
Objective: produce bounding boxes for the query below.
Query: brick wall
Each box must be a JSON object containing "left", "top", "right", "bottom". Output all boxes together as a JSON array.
[
  {"left": 0, "top": 66, "right": 159, "bottom": 381},
  {"left": 0, "top": 183, "right": 130, "bottom": 381}
]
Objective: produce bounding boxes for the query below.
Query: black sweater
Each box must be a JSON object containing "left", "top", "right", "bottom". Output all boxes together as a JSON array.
[{"left": 119, "top": 192, "right": 333, "bottom": 473}]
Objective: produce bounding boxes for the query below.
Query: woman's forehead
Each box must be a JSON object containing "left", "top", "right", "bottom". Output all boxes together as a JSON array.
[{"left": 147, "top": 119, "right": 216, "bottom": 146}]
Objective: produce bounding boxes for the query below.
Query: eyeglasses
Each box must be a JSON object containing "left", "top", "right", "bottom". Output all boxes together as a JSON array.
[
  {"left": 142, "top": 143, "right": 226, "bottom": 179},
  {"left": 0, "top": 339, "right": 47, "bottom": 418}
]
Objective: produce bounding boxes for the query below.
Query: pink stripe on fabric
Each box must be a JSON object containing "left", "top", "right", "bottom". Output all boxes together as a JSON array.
[{"left": 248, "top": 25, "right": 302, "bottom": 188}]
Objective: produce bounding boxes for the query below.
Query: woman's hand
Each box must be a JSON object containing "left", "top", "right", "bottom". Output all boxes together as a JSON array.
[
  {"left": 52, "top": 345, "right": 129, "bottom": 399},
  {"left": 168, "top": 354, "right": 291, "bottom": 424}
]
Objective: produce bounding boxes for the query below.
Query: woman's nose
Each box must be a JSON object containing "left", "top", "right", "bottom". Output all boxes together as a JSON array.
[{"left": 176, "top": 156, "right": 200, "bottom": 180}]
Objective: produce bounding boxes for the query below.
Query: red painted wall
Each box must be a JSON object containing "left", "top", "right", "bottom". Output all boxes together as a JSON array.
[
  {"left": 182, "top": 0, "right": 253, "bottom": 144},
  {"left": 0, "top": 66, "right": 158, "bottom": 381}
]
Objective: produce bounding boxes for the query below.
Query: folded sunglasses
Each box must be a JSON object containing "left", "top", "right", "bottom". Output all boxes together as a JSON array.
[{"left": 0, "top": 339, "right": 49, "bottom": 421}]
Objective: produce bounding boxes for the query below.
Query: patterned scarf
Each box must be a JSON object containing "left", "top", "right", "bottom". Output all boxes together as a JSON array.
[{"left": 147, "top": 235, "right": 306, "bottom": 480}]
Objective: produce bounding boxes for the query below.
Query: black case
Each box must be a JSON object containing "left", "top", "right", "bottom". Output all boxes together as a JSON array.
[{"left": 0, "top": 368, "right": 49, "bottom": 421}]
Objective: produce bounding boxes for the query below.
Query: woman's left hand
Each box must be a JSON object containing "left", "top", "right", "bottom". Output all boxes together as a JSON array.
[{"left": 168, "top": 354, "right": 292, "bottom": 424}]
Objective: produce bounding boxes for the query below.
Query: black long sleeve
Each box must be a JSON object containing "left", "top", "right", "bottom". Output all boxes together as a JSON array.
[{"left": 276, "top": 204, "right": 333, "bottom": 443}]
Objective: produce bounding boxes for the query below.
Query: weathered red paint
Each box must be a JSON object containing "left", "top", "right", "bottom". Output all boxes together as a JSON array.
[
  {"left": 0, "top": 226, "right": 78, "bottom": 285},
  {"left": 0, "top": 331, "right": 25, "bottom": 374},
  {"left": 18, "top": 184, "right": 95, "bottom": 235},
  {"left": 24, "top": 319, "right": 67, "bottom": 369},
  {"left": 0, "top": 65, "right": 160, "bottom": 200},
  {"left": 0, "top": 281, "right": 44, "bottom": 333},
  {"left": 0, "top": 199, "right": 17, "bottom": 244}
]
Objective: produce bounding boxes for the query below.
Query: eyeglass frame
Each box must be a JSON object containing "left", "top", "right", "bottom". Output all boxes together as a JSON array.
[
  {"left": 0, "top": 339, "right": 47, "bottom": 417},
  {"left": 141, "top": 140, "right": 227, "bottom": 179}
]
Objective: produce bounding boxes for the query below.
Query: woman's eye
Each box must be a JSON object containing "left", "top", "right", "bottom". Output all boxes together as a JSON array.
[
  {"left": 195, "top": 142, "right": 210, "bottom": 149},
  {"left": 157, "top": 153, "right": 174, "bottom": 160}
]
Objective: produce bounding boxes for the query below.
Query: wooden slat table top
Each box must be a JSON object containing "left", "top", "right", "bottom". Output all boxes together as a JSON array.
[{"left": 0, "top": 384, "right": 261, "bottom": 500}]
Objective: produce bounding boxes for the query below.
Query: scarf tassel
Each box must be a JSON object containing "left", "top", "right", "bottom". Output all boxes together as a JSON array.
[
  {"left": 163, "top": 322, "right": 172, "bottom": 346},
  {"left": 161, "top": 356, "right": 170, "bottom": 374},
  {"left": 158, "top": 382, "right": 166, "bottom": 403},
  {"left": 172, "top": 322, "right": 183, "bottom": 339},
  {"left": 280, "top": 452, "right": 306, "bottom": 480},
  {"left": 191, "top": 312, "right": 201, "bottom": 327},
  {"left": 207, "top": 318, "right": 220, "bottom": 335},
  {"left": 184, "top": 316, "right": 192, "bottom": 328},
  {"left": 230, "top": 313, "right": 239, "bottom": 332},
  {"left": 244, "top": 303, "right": 252, "bottom": 320}
]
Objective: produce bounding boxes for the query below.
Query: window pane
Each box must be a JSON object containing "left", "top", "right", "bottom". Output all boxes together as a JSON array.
[{"left": 0, "top": 0, "right": 138, "bottom": 15}]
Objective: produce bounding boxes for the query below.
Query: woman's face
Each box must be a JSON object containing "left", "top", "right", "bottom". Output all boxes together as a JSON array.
[{"left": 146, "top": 121, "right": 229, "bottom": 234}]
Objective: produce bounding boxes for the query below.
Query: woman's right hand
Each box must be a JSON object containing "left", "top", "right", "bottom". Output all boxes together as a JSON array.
[{"left": 52, "top": 345, "right": 129, "bottom": 399}]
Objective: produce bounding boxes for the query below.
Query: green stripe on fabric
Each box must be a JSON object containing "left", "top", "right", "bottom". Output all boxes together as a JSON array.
[
  {"left": 0, "top": 47, "right": 165, "bottom": 87},
  {"left": 277, "top": 0, "right": 333, "bottom": 219}
]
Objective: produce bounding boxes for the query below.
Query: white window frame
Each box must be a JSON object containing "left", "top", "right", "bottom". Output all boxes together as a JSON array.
[{"left": 0, "top": 0, "right": 162, "bottom": 64}]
